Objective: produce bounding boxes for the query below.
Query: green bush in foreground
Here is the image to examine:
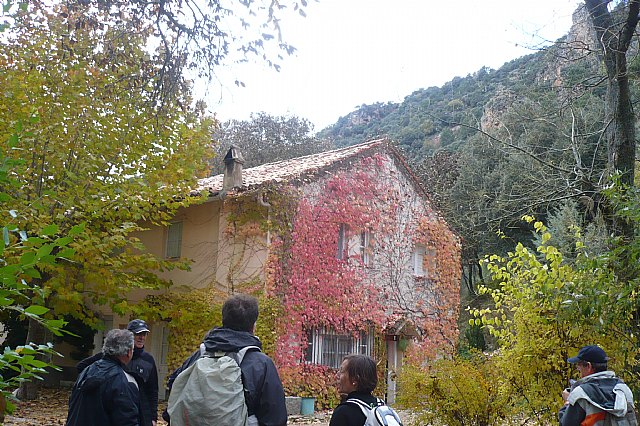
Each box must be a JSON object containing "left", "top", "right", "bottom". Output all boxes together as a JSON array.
[{"left": 397, "top": 352, "right": 512, "bottom": 426}]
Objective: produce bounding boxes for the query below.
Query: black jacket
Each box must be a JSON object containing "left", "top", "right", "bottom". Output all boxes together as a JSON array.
[
  {"left": 66, "top": 356, "right": 140, "bottom": 426},
  {"left": 329, "top": 392, "right": 378, "bottom": 426},
  {"left": 77, "top": 347, "right": 158, "bottom": 426},
  {"left": 164, "top": 327, "right": 287, "bottom": 426}
]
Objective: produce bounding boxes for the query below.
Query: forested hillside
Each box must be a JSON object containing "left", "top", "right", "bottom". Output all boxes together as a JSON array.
[
  {"left": 318, "top": 5, "right": 637, "bottom": 276},
  {"left": 319, "top": 54, "right": 544, "bottom": 156}
]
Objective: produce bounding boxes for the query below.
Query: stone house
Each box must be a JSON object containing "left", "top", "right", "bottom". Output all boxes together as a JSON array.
[{"left": 60, "top": 138, "right": 461, "bottom": 402}]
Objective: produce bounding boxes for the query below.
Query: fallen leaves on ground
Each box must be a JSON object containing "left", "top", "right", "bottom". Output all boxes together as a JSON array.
[
  {"left": 3, "top": 388, "right": 332, "bottom": 425},
  {"left": 4, "top": 388, "right": 69, "bottom": 426}
]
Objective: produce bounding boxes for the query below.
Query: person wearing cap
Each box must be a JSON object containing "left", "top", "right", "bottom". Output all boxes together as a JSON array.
[
  {"left": 559, "top": 345, "right": 637, "bottom": 426},
  {"left": 127, "top": 319, "right": 159, "bottom": 426},
  {"left": 77, "top": 319, "right": 159, "bottom": 426}
]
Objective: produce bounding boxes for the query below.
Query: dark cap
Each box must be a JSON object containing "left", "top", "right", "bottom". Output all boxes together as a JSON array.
[
  {"left": 127, "top": 319, "right": 150, "bottom": 334},
  {"left": 568, "top": 345, "right": 608, "bottom": 364}
]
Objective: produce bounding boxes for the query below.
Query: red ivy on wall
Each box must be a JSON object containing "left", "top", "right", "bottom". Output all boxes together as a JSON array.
[{"left": 264, "top": 153, "right": 460, "bottom": 367}]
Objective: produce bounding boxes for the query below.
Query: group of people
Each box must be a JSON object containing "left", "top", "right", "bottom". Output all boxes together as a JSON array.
[
  {"left": 63, "top": 293, "right": 638, "bottom": 426},
  {"left": 66, "top": 318, "right": 158, "bottom": 426}
]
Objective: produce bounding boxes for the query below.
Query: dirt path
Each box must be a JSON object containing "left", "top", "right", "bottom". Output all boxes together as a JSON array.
[{"left": 3, "top": 388, "right": 332, "bottom": 426}]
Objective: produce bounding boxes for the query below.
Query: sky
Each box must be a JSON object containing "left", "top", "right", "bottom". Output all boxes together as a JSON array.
[{"left": 204, "top": 0, "right": 583, "bottom": 131}]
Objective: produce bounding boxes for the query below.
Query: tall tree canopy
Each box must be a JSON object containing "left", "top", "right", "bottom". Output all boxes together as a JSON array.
[
  {"left": 1, "top": 3, "right": 215, "bottom": 398},
  {"left": 1, "top": 0, "right": 311, "bottom": 400},
  {"left": 211, "top": 112, "right": 334, "bottom": 173},
  {"left": 4, "top": 0, "right": 309, "bottom": 99}
]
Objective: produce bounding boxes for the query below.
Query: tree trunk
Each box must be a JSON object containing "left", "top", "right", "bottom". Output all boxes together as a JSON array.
[
  {"left": 15, "top": 318, "right": 53, "bottom": 401},
  {"left": 584, "top": 0, "right": 639, "bottom": 238}
]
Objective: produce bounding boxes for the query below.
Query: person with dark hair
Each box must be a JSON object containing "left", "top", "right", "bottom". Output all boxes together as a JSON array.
[
  {"left": 66, "top": 329, "right": 140, "bottom": 426},
  {"left": 76, "top": 319, "right": 159, "bottom": 426},
  {"left": 163, "top": 293, "right": 287, "bottom": 426},
  {"left": 559, "top": 345, "right": 637, "bottom": 426},
  {"left": 329, "top": 354, "right": 380, "bottom": 426}
]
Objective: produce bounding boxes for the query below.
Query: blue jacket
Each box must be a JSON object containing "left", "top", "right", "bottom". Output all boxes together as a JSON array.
[
  {"left": 66, "top": 356, "right": 140, "bottom": 426},
  {"left": 77, "top": 347, "right": 158, "bottom": 426},
  {"left": 164, "top": 327, "right": 287, "bottom": 426}
]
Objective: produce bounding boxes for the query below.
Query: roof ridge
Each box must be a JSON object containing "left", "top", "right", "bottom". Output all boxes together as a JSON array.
[{"left": 197, "top": 138, "right": 388, "bottom": 194}]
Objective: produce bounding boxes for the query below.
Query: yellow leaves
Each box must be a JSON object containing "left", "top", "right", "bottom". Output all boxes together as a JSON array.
[{"left": 397, "top": 355, "right": 513, "bottom": 425}]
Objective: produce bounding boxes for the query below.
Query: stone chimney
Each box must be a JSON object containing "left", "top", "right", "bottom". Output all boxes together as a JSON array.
[{"left": 222, "top": 145, "right": 245, "bottom": 191}]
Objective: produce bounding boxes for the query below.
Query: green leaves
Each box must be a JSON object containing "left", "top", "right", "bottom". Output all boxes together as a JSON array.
[
  {"left": 24, "top": 305, "right": 49, "bottom": 316},
  {"left": 469, "top": 215, "right": 640, "bottom": 423}
]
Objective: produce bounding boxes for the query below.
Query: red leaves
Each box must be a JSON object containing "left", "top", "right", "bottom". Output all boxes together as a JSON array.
[{"left": 265, "top": 153, "right": 461, "bottom": 367}]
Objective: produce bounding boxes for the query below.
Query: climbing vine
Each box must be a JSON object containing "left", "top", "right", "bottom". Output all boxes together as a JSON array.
[
  {"left": 138, "top": 149, "right": 461, "bottom": 397},
  {"left": 131, "top": 286, "right": 224, "bottom": 372},
  {"left": 268, "top": 156, "right": 391, "bottom": 366},
  {"left": 265, "top": 152, "right": 461, "bottom": 369},
  {"left": 404, "top": 215, "right": 461, "bottom": 360}
]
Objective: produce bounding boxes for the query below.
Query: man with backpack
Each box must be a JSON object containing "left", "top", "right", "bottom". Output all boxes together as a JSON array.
[
  {"left": 164, "top": 293, "right": 287, "bottom": 426},
  {"left": 559, "top": 345, "right": 638, "bottom": 426}
]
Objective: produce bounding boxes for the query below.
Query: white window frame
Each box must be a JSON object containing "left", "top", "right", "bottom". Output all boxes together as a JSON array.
[
  {"left": 360, "top": 230, "right": 373, "bottom": 266},
  {"left": 165, "top": 221, "right": 183, "bottom": 259},
  {"left": 305, "top": 327, "right": 374, "bottom": 368},
  {"left": 413, "top": 244, "right": 426, "bottom": 276}
]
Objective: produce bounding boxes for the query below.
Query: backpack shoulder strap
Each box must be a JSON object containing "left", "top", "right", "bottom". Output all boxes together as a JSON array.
[
  {"left": 199, "top": 344, "right": 261, "bottom": 362},
  {"left": 232, "top": 345, "right": 261, "bottom": 365},
  {"left": 346, "top": 398, "right": 374, "bottom": 417}
]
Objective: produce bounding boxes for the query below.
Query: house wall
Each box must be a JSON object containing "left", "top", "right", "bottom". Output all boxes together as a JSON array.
[
  {"left": 131, "top": 196, "right": 268, "bottom": 294},
  {"left": 135, "top": 200, "right": 222, "bottom": 291},
  {"left": 279, "top": 152, "right": 457, "bottom": 402},
  {"left": 214, "top": 201, "right": 269, "bottom": 291},
  {"left": 300, "top": 152, "right": 436, "bottom": 317}
]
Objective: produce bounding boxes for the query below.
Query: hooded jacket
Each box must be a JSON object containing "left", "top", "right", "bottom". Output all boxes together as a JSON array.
[
  {"left": 559, "top": 371, "right": 638, "bottom": 426},
  {"left": 66, "top": 356, "right": 141, "bottom": 426},
  {"left": 164, "top": 327, "right": 287, "bottom": 426},
  {"left": 77, "top": 346, "right": 158, "bottom": 426}
]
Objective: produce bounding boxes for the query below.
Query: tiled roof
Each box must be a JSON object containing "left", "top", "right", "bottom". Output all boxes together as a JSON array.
[{"left": 196, "top": 138, "right": 388, "bottom": 194}]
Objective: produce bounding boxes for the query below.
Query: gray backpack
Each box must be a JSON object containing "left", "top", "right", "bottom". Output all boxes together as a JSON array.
[
  {"left": 347, "top": 397, "right": 403, "bottom": 426},
  {"left": 603, "top": 403, "right": 639, "bottom": 426},
  {"left": 167, "top": 345, "right": 259, "bottom": 426}
]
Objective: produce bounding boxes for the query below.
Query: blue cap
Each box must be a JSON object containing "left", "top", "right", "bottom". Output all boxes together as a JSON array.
[{"left": 568, "top": 345, "right": 608, "bottom": 364}]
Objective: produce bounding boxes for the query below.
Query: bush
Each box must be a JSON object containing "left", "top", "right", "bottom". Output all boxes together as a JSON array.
[
  {"left": 280, "top": 364, "right": 341, "bottom": 409},
  {"left": 397, "top": 352, "right": 512, "bottom": 426}
]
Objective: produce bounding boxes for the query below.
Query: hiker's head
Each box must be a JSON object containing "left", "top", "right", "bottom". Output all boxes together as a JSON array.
[
  {"left": 127, "top": 319, "right": 150, "bottom": 349},
  {"left": 568, "top": 345, "right": 608, "bottom": 377},
  {"left": 222, "top": 294, "right": 259, "bottom": 332},
  {"left": 339, "top": 354, "right": 378, "bottom": 394},
  {"left": 102, "top": 329, "right": 134, "bottom": 363}
]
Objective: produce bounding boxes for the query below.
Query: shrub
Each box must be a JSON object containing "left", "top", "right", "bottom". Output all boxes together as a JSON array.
[
  {"left": 280, "top": 364, "right": 341, "bottom": 409},
  {"left": 397, "top": 353, "right": 512, "bottom": 426}
]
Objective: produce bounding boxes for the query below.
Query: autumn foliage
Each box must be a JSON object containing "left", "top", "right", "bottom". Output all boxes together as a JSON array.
[{"left": 262, "top": 151, "right": 460, "bottom": 391}]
